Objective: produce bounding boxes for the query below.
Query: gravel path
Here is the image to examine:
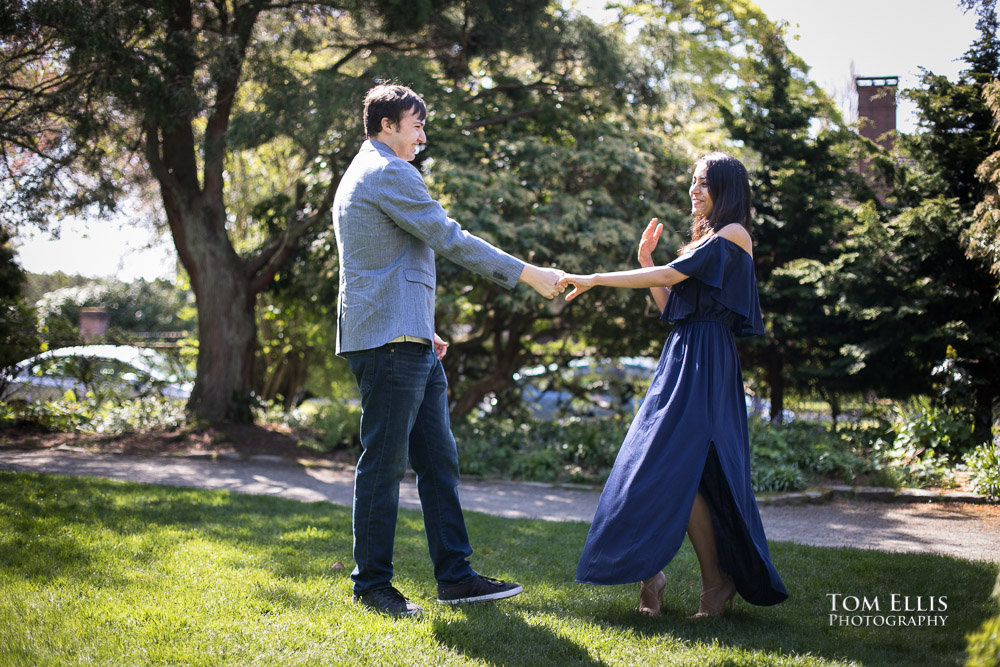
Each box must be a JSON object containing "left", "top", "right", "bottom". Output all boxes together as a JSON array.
[{"left": 1, "top": 448, "right": 997, "bottom": 562}]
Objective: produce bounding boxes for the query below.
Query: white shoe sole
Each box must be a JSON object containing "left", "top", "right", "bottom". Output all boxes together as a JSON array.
[{"left": 437, "top": 584, "right": 523, "bottom": 604}]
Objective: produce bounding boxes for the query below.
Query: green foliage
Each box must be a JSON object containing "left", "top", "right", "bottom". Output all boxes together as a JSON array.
[
  {"left": 292, "top": 400, "right": 363, "bottom": 454},
  {"left": 451, "top": 413, "right": 881, "bottom": 490},
  {"left": 857, "top": 402, "right": 969, "bottom": 490},
  {"left": 748, "top": 417, "right": 869, "bottom": 492},
  {"left": 1, "top": 394, "right": 186, "bottom": 435},
  {"left": 963, "top": 441, "right": 1000, "bottom": 501},
  {"left": 891, "top": 401, "right": 979, "bottom": 460},
  {"left": 966, "top": 569, "right": 1000, "bottom": 667},
  {"left": 838, "top": 6, "right": 1000, "bottom": 436},
  {"left": 452, "top": 415, "right": 629, "bottom": 482},
  {"left": 0, "top": 226, "right": 42, "bottom": 396},
  {"left": 967, "top": 77, "right": 1000, "bottom": 284},
  {"left": 823, "top": 193, "right": 1000, "bottom": 434},
  {"left": 31, "top": 274, "right": 195, "bottom": 347}
]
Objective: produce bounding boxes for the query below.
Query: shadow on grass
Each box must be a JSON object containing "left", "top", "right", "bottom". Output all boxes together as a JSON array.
[
  {"left": 432, "top": 604, "right": 603, "bottom": 667},
  {"left": 0, "top": 471, "right": 354, "bottom": 585},
  {"left": 1, "top": 471, "right": 995, "bottom": 667}
]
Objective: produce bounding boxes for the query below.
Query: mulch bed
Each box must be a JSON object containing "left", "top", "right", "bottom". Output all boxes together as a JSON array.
[{"left": 0, "top": 422, "right": 358, "bottom": 467}]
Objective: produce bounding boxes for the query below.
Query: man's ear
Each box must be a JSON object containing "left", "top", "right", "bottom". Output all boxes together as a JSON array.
[{"left": 380, "top": 117, "right": 395, "bottom": 135}]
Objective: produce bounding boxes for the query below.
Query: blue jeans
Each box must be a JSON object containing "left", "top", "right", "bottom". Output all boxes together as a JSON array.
[{"left": 345, "top": 342, "right": 477, "bottom": 594}]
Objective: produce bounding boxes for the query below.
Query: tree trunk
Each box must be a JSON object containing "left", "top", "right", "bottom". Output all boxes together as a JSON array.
[
  {"left": 451, "top": 371, "right": 517, "bottom": 419},
  {"left": 974, "top": 383, "right": 997, "bottom": 444},
  {"left": 767, "top": 349, "right": 785, "bottom": 424},
  {"left": 187, "top": 275, "right": 256, "bottom": 423},
  {"left": 827, "top": 391, "right": 840, "bottom": 432},
  {"left": 175, "top": 204, "right": 257, "bottom": 424},
  {"left": 447, "top": 319, "right": 528, "bottom": 419}
]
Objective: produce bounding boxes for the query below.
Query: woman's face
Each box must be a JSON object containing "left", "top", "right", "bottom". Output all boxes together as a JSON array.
[{"left": 689, "top": 162, "right": 714, "bottom": 219}]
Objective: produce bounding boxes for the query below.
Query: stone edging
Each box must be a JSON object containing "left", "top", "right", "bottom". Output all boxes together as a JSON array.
[{"left": 758, "top": 485, "right": 993, "bottom": 506}]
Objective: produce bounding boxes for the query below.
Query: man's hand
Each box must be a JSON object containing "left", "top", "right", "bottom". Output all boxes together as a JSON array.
[
  {"left": 433, "top": 333, "right": 449, "bottom": 360},
  {"left": 638, "top": 218, "right": 663, "bottom": 268},
  {"left": 519, "top": 264, "right": 567, "bottom": 300}
]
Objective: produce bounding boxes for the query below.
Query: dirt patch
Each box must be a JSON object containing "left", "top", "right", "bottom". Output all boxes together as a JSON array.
[{"left": 0, "top": 423, "right": 359, "bottom": 467}]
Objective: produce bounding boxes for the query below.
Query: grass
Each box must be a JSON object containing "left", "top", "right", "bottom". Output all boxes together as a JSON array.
[{"left": 0, "top": 472, "right": 996, "bottom": 666}]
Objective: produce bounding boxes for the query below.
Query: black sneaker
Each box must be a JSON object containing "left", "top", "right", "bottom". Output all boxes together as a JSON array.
[
  {"left": 353, "top": 586, "right": 423, "bottom": 617},
  {"left": 437, "top": 575, "right": 524, "bottom": 604}
]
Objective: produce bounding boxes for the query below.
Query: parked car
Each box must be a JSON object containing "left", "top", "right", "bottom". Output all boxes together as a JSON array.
[
  {"left": 486, "top": 356, "right": 794, "bottom": 422},
  {"left": 503, "top": 357, "right": 659, "bottom": 419},
  {"left": 1, "top": 345, "right": 193, "bottom": 403}
]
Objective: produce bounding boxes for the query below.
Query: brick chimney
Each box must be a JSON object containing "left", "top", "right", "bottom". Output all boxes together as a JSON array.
[
  {"left": 79, "top": 307, "right": 110, "bottom": 342},
  {"left": 855, "top": 76, "right": 898, "bottom": 201},
  {"left": 856, "top": 76, "right": 898, "bottom": 150}
]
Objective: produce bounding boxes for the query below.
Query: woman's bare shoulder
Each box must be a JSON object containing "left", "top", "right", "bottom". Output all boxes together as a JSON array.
[{"left": 716, "top": 223, "right": 753, "bottom": 255}]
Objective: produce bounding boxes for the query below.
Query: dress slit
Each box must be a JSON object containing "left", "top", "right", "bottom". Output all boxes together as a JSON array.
[{"left": 698, "top": 443, "right": 786, "bottom": 605}]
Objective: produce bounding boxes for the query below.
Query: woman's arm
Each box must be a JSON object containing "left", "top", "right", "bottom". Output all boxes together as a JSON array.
[
  {"left": 638, "top": 218, "right": 670, "bottom": 312},
  {"left": 558, "top": 264, "right": 688, "bottom": 302}
]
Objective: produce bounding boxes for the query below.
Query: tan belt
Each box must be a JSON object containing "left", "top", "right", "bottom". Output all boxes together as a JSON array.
[{"left": 388, "top": 334, "right": 432, "bottom": 346}]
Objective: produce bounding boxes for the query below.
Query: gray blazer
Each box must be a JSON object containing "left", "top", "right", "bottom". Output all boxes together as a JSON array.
[{"left": 333, "top": 140, "right": 525, "bottom": 354}]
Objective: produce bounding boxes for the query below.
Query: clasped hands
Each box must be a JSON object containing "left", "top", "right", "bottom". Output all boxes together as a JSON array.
[
  {"left": 557, "top": 218, "right": 664, "bottom": 301},
  {"left": 520, "top": 218, "right": 664, "bottom": 301}
]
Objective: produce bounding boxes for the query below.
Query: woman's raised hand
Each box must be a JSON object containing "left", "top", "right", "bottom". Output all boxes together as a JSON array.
[
  {"left": 638, "top": 218, "right": 663, "bottom": 268},
  {"left": 557, "top": 274, "right": 597, "bottom": 302}
]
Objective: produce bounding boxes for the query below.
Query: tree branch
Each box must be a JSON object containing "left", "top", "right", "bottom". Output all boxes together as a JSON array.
[
  {"left": 246, "top": 158, "right": 341, "bottom": 294},
  {"left": 464, "top": 107, "right": 542, "bottom": 130}
]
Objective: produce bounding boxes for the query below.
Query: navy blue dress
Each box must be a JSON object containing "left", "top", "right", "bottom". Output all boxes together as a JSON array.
[{"left": 575, "top": 235, "right": 787, "bottom": 607}]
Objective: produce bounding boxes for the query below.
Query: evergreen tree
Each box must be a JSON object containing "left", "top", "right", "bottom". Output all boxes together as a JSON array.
[
  {"left": 720, "top": 25, "right": 865, "bottom": 422},
  {"left": 0, "top": 226, "right": 41, "bottom": 395},
  {"left": 826, "top": 1, "right": 1000, "bottom": 440}
]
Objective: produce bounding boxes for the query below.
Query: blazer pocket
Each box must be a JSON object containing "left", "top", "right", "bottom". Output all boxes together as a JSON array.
[{"left": 404, "top": 269, "right": 435, "bottom": 289}]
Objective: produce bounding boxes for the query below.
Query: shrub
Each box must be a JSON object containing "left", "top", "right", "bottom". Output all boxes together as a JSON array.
[
  {"left": 964, "top": 440, "right": 1000, "bottom": 501},
  {"left": 90, "top": 396, "right": 186, "bottom": 433},
  {"left": 1, "top": 393, "right": 186, "bottom": 435},
  {"left": 965, "top": 570, "right": 1000, "bottom": 667},
  {"left": 845, "top": 402, "right": 985, "bottom": 490},
  {"left": 452, "top": 415, "right": 629, "bottom": 483},
  {"left": 891, "top": 401, "right": 979, "bottom": 459},
  {"left": 866, "top": 436, "right": 956, "bottom": 489},
  {"left": 748, "top": 416, "right": 869, "bottom": 492},
  {"left": 279, "top": 400, "right": 362, "bottom": 453}
]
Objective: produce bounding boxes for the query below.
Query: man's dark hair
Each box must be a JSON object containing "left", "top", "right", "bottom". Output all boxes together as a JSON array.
[{"left": 363, "top": 84, "right": 427, "bottom": 138}]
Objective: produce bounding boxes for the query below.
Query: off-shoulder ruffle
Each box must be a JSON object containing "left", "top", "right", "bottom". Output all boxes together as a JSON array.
[{"left": 660, "top": 235, "right": 764, "bottom": 337}]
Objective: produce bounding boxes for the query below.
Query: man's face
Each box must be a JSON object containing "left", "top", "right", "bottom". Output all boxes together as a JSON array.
[{"left": 379, "top": 107, "right": 426, "bottom": 161}]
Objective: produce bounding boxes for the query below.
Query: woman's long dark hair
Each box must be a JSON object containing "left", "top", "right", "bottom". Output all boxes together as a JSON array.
[{"left": 681, "top": 152, "right": 753, "bottom": 253}]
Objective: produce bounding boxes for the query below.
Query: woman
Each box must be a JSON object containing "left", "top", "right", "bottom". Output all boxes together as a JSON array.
[{"left": 558, "top": 152, "right": 787, "bottom": 618}]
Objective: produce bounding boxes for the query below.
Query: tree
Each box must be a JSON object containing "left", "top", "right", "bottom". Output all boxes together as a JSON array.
[
  {"left": 901, "top": 0, "right": 1000, "bottom": 435},
  {"left": 718, "top": 23, "right": 866, "bottom": 422},
  {"left": 0, "top": 225, "right": 42, "bottom": 396},
  {"left": 822, "top": 0, "right": 1000, "bottom": 439},
  {"left": 1, "top": 0, "right": 582, "bottom": 423},
  {"left": 261, "top": 8, "right": 687, "bottom": 418},
  {"left": 967, "top": 76, "right": 1000, "bottom": 285}
]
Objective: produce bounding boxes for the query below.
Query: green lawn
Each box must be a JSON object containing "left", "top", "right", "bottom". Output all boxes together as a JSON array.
[{"left": 0, "top": 471, "right": 995, "bottom": 666}]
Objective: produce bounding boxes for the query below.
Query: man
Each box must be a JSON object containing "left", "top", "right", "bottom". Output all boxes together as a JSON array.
[{"left": 333, "top": 83, "right": 565, "bottom": 617}]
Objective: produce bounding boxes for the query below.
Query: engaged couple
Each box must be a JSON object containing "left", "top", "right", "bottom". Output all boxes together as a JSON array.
[{"left": 333, "top": 83, "right": 787, "bottom": 619}]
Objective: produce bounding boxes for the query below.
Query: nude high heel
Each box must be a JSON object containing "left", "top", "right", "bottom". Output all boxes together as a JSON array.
[
  {"left": 688, "top": 574, "right": 736, "bottom": 619},
  {"left": 637, "top": 571, "right": 666, "bottom": 617}
]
